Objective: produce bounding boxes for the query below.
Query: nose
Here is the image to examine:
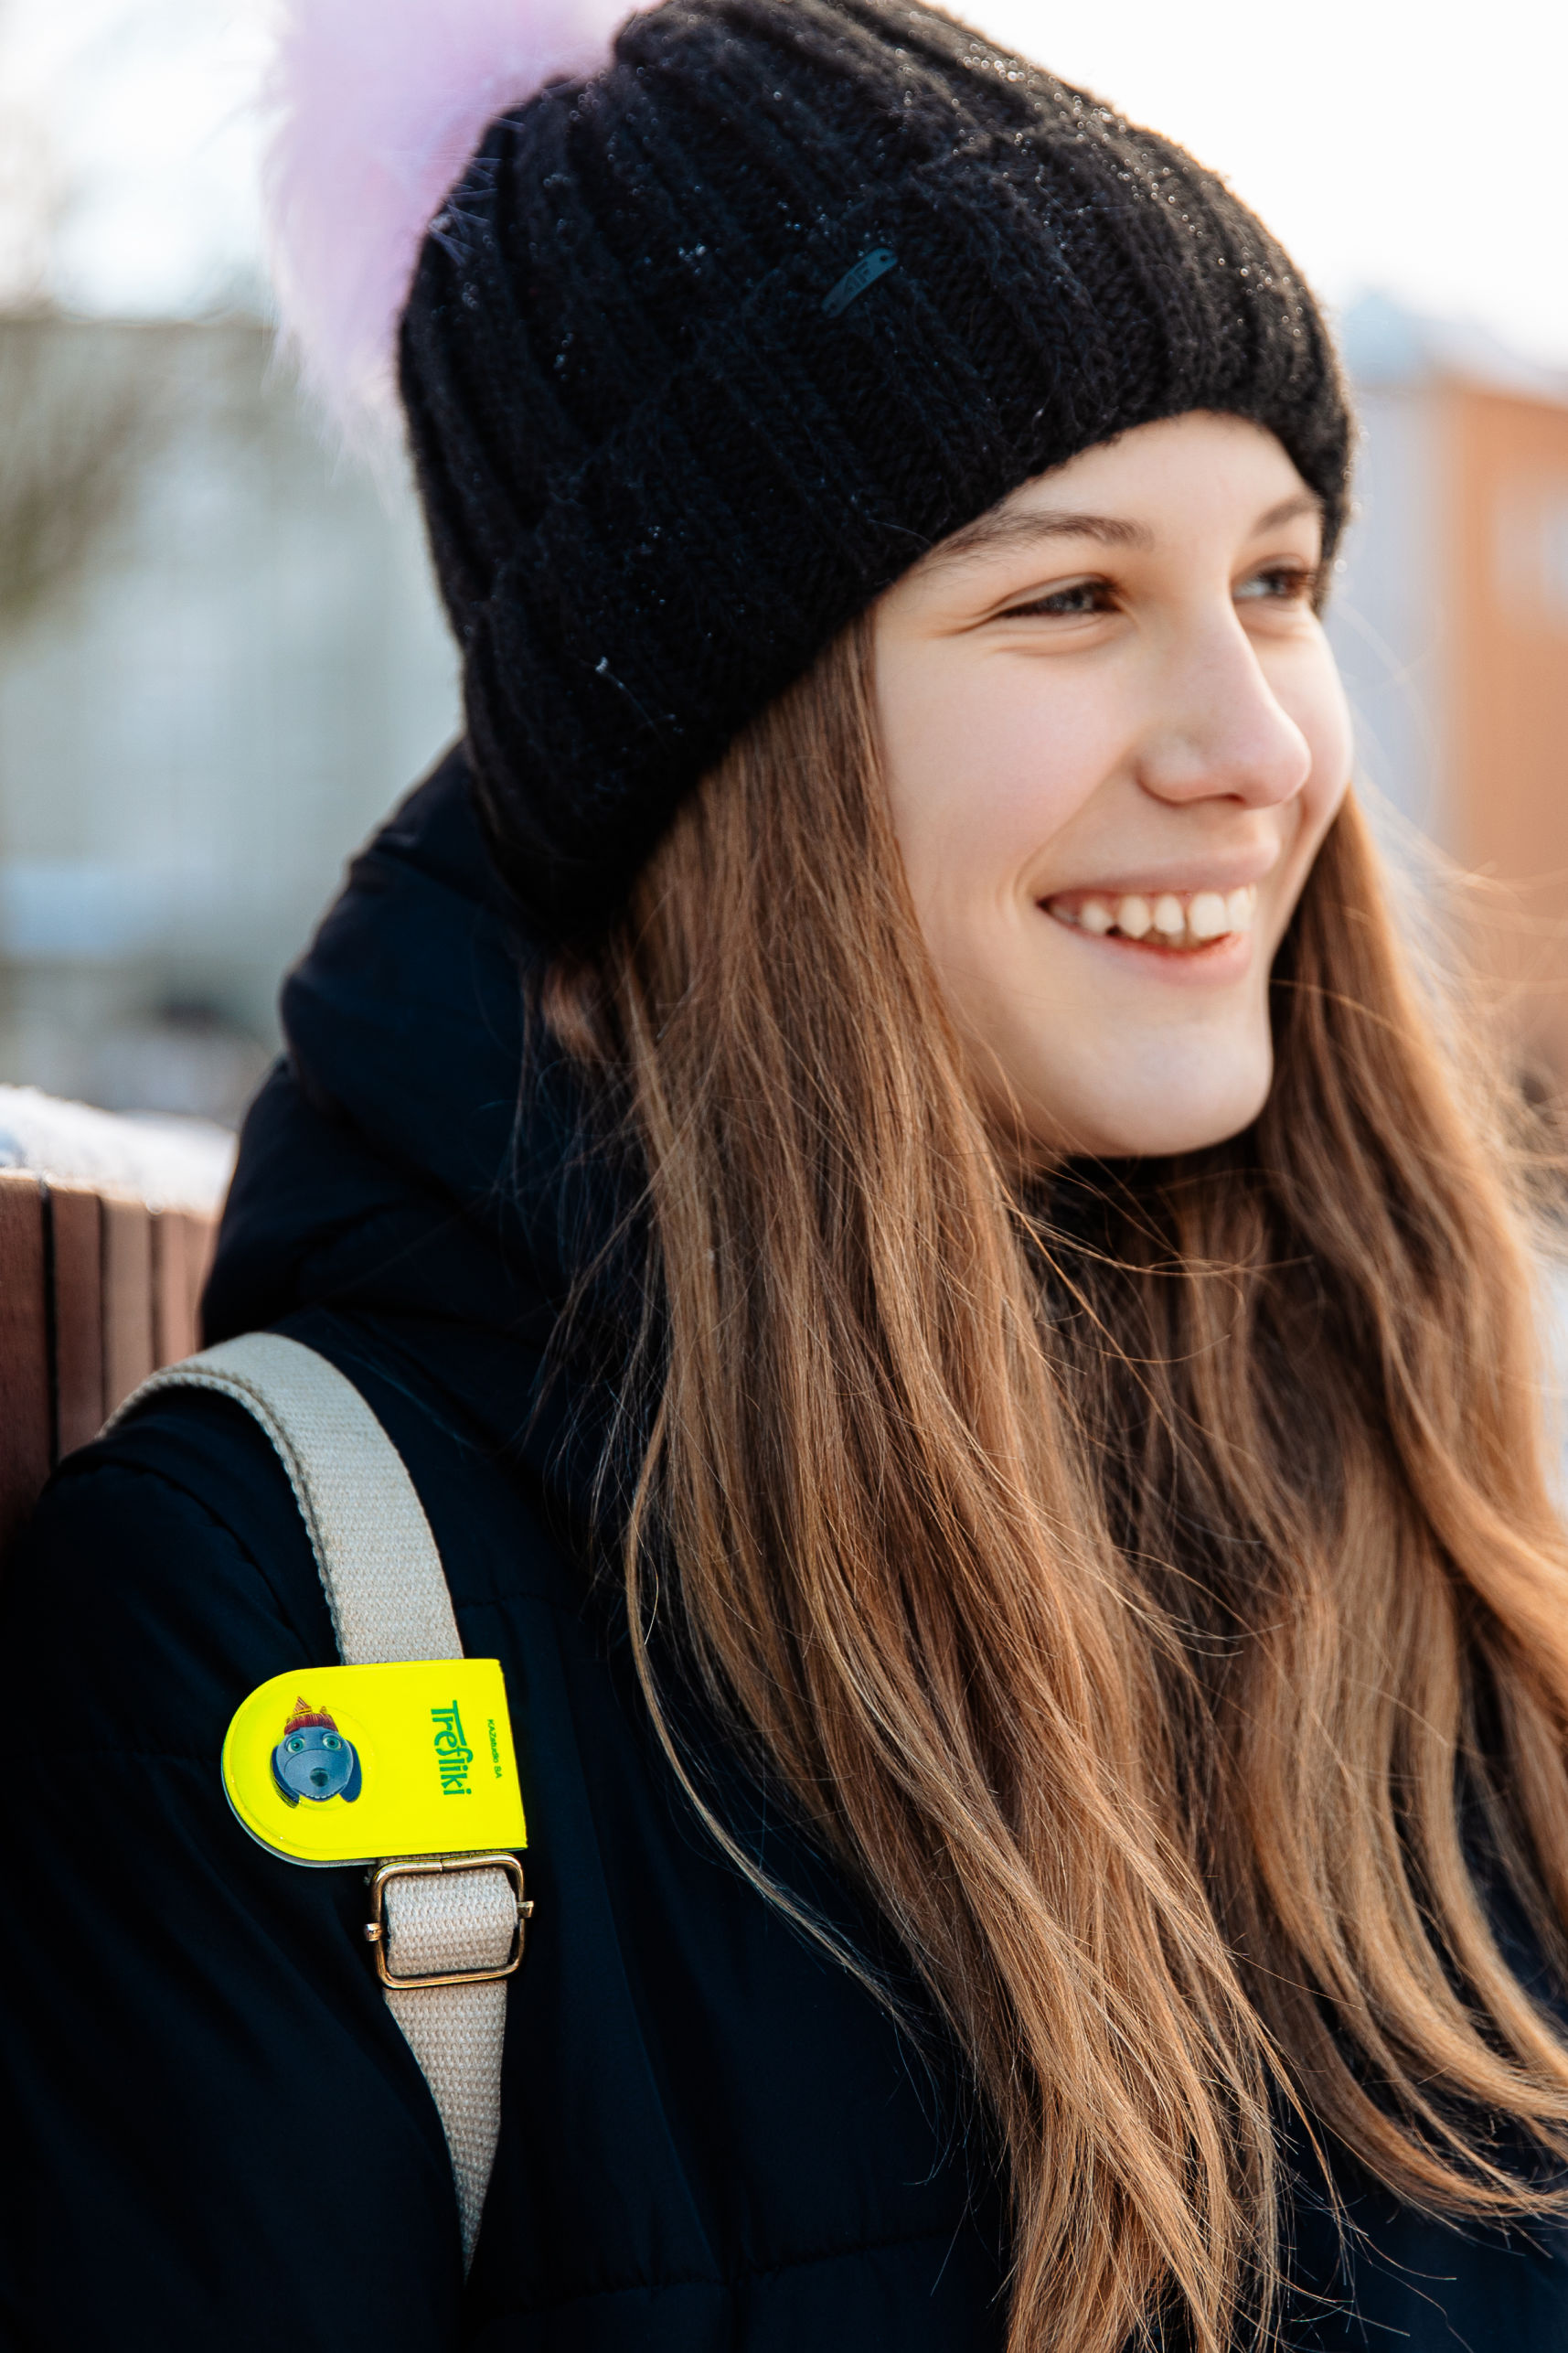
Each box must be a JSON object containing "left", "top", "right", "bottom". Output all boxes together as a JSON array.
[{"left": 1135, "top": 610, "right": 1311, "bottom": 811}]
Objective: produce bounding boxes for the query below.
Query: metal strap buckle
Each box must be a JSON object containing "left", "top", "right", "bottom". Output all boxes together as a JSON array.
[{"left": 364, "top": 1851, "right": 531, "bottom": 1990}]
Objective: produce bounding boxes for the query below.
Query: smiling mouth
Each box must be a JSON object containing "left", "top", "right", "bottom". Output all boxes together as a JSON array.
[{"left": 1044, "top": 884, "right": 1258, "bottom": 954}]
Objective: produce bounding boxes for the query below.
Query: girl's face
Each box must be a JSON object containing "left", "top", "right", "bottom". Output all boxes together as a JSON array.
[{"left": 874, "top": 412, "right": 1352, "bottom": 1158}]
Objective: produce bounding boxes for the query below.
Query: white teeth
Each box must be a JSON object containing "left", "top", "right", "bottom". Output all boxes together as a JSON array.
[
  {"left": 1050, "top": 881, "right": 1262, "bottom": 947},
  {"left": 1188, "top": 890, "right": 1229, "bottom": 941}
]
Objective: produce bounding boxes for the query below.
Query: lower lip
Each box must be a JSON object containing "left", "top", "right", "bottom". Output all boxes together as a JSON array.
[{"left": 1041, "top": 907, "right": 1254, "bottom": 984}]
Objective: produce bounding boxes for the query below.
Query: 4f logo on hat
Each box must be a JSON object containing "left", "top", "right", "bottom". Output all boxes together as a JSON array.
[{"left": 271, "top": 1695, "right": 363, "bottom": 1807}]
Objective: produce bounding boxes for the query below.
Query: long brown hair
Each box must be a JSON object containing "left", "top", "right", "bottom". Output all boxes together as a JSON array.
[{"left": 543, "top": 613, "right": 1568, "bottom": 2351}]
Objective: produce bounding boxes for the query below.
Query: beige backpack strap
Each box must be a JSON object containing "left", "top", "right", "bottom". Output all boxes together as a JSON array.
[{"left": 114, "top": 1331, "right": 517, "bottom": 2269}]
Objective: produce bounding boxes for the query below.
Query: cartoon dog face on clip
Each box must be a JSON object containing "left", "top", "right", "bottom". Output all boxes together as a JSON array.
[{"left": 271, "top": 1697, "right": 362, "bottom": 1807}]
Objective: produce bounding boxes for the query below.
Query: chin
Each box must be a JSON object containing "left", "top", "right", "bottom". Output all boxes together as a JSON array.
[{"left": 1042, "top": 1056, "right": 1274, "bottom": 1161}]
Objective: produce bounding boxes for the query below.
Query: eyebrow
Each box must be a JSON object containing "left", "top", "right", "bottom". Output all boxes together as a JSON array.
[
  {"left": 1254, "top": 492, "right": 1324, "bottom": 532},
  {"left": 925, "top": 508, "right": 1154, "bottom": 571},
  {"left": 923, "top": 487, "right": 1325, "bottom": 574}
]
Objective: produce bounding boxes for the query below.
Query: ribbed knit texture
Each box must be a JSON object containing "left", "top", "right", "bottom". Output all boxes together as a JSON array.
[{"left": 399, "top": 0, "right": 1351, "bottom": 941}]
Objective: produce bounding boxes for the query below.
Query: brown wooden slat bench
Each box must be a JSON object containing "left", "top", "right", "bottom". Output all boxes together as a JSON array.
[{"left": 0, "top": 1168, "right": 219, "bottom": 1554}]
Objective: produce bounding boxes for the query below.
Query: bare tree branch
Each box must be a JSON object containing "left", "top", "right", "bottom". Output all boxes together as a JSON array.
[{"left": 0, "top": 315, "right": 161, "bottom": 631}]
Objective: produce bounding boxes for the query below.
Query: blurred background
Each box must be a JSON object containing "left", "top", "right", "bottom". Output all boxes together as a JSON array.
[{"left": 0, "top": 0, "right": 1565, "bottom": 1129}]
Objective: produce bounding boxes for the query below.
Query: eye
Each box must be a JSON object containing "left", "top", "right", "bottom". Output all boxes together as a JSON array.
[
  {"left": 998, "top": 576, "right": 1116, "bottom": 621},
  {"left": 321, "top": 1734, "right": 341, "bottom": 1750},
  {"left": 1234, "top": 561, "right": 1317, "bottom": 606},
  {"left": 286, "top": 1735, "right": 306, "bottom": 1753}
]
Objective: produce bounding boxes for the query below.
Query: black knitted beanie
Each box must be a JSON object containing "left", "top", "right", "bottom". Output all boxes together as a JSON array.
[{"left": 398, "top": 0, "right": 1350, "bottom": 942}]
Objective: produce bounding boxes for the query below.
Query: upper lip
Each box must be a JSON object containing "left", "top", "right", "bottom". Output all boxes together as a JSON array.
[{"left": 1039, "top": 853, "right": 1277, "bottom": 902}]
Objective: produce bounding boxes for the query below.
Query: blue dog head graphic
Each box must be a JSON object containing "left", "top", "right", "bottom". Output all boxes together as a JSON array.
[{"left": 271, "top": 1697, "right": 362, "bottom": 1807}]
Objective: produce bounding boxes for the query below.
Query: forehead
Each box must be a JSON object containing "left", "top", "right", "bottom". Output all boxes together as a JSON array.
[{"left": 913, "top": 414, "right": 1317, "bottom": 585}]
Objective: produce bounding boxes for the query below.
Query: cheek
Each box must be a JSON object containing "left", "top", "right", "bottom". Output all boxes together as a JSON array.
[
  {"left": 879, "top": 647, "right": 1111, "bottom": 913},
  {"left": 1289, "top": 656, "right": 1355, "bottom": 845}
]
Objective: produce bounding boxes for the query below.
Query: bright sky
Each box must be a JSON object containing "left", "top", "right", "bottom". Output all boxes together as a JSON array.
[{"left": 2, "top": 0, "right": 1565, "bottom": 366}]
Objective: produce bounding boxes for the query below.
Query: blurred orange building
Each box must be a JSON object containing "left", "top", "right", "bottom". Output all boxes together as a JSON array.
[{"left": 1331, "top": 296, "right": 1568, "bottom": 1089}]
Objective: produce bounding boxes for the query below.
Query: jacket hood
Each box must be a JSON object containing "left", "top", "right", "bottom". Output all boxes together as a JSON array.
[{"left": 205, "top": 742, "right": 635, "bottom": 1493}]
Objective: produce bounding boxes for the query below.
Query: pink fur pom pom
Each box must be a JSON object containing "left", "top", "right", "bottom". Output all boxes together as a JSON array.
[{"left": 264, "top": 0, "right": 640, "bottom": 441}]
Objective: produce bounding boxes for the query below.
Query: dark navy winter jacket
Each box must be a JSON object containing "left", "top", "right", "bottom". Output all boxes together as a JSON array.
[{"left": 4, "top": 747, "right": 1568, "bottom": 2351}]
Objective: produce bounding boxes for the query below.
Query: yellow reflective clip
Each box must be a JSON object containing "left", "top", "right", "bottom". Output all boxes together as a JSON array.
[{"left": 221, "top": 1659, "right": 527, "bottom": 1867}]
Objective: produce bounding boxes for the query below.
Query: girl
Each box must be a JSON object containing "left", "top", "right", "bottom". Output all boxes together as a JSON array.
[{"left": 5, "top": 2, "right": 1568, "bottom": 2348}]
